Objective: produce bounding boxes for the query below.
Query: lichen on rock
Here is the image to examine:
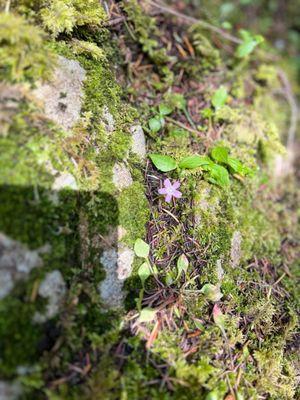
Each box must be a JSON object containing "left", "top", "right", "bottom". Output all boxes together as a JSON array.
[{"left": 33, "top": 56, "right": 86, "bottom": 130}]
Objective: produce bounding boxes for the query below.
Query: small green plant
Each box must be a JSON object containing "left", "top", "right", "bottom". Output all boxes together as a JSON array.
[
  {"left": 148, "top": 93, "right": 196, "bottom": 133},
  {"left": 149, "top": 146, "right": 253, "bottom": 187},
  {"left": 211, "top": 86, "right": 228, "bottom": 110},
  {"left": 148, "top": 103, "right": 173, "bottom": 133},
  {"left": 134, "top": 239, "right": 157, "bottom": 284},
  {"left": 236, "top": 29, "right": 264, "bottom": 58}
]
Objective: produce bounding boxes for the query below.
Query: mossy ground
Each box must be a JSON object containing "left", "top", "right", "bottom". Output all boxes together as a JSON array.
[{"left": 0, "top": 0, "right": 299, "bottom": 399}]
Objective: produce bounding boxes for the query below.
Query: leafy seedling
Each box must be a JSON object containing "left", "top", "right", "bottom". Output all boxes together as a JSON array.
[
  {"left": 148, "top": 103, "right": 174, "bottom": 133},
  {"left": 179, "top": 155, "right": 211, "bottom": 169},
  {"left": 134, "top": 238, "right": 150, "bottom": 258},
  {"left": 212, "top": 304, "right": 226, "bottom": 330},
  {"left": 200, "top": 283, "right": 223, "bottom": 302},
  {"left": 138, "top": 262, "right": 151, "bottom": 286},
  {"left": 211, "top": 146, "right": 229, "bottom": 163},
  {"left": 149, "top": 117, "right": 162, "bottom": 133},
  {"left": 206, "top": 164, "right": 230, "bottom": 187},
  {"left": 176, "top": 254, "right": 189, "bottom": 280},
  {"left": 138, "top": 307, "right": 157, "bottom": 323},
  {"left": 149, "top": 154, "right": 177, "bottom": 172},
  {"left": 236, "top": 29, "right": 264, "bottom": 58},
  {"left": 212, "top": 86, "right": 228, "bottom": 109}
]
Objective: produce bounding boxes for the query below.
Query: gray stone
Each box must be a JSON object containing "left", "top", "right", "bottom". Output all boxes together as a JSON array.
[
  {"left": 99, "top": 248, "right": 123, "bottom": 308},
  {"left": 130, "top": 124, "right": 146, "bottom": 159},
  {"left": 52, "top": 172, "right": 78, "bottom": 191},
  {"left": 0, "top": 381, "right": 21, "bottom": 400},
  {"left": 112, "top": 163, "right": 133, "bottom": 190},
  {"left": 98, "top": 244, "right": 135, "bottom": 308},
  {"left": 0, "top": 233, "right": 49, "bottom": 300},
  {"left": 116, "top": 245, "right": 135, "bottom": 280},
  {"left": 33, "top": 56, "right": 86, "bottom": 130},
  {"left": 34, "top": 270, "right": 66, "bottom": 323},
  {"left": 230, "top": 231, "right": 242, "bottom": 267},
  {"left": 102, "top": 105, "right": 115, "bottom": 133}
]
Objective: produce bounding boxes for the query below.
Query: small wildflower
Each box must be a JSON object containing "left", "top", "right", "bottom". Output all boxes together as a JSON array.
[{"left": 158, "top": 179, "right": 182, "bottom": 203}]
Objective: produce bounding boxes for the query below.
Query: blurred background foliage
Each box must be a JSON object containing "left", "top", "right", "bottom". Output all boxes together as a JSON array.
[{"left": 178, "top": 0, "right": 300, "bottom": 80}]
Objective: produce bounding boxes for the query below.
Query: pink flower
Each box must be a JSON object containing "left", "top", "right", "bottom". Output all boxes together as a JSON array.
[{"left": 158, "top": 179, "right": 182, "bottom": 203}]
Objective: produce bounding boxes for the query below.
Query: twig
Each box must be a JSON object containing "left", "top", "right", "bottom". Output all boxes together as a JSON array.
[
  {"left": 144, "top": 0, "right": 242, "bottom": 45},
  {"left": 105, "top": 16, "right": 126, "bottom": 26},
  {"left": 165, "top": 116, "right": 203, "bottom": 136},
  {"left": 277, "top": 68, "right": 299, "bottom": 149}
]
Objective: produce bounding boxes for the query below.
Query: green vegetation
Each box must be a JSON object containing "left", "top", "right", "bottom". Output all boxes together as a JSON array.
[{"left": 0, "top": 0, "right": 298, "bottom": 399}]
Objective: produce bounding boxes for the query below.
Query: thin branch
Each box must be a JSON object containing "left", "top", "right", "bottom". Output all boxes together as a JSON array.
[
  {"left": 165, "top": 116, "right": 203, "bottom": 136},
  {"left": 105, "top": 16, "right": 126, "bottom": 26},
  {"left": 145, "top": 0, "right": 242, "bottom": 45}
]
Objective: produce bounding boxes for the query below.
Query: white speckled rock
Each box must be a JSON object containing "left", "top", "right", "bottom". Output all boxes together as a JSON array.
[
  {"left": 130, "top": 124, "right": 146, "bottom": 160},
  {"left": 52, "top": 172, "right": 78, "bottom": 191},
  {"left": 0, "top": 233, "right": 49, "bottom": 300},
  {"left": 0, "top": 381, "right": 21, "bottom": 400},
  {"left": 33, "top": 56, "right": 86, "bottom": 130},
  {"left": 112, "top": 163, "right": 133, "bottom": 190},
  {"left": 117, "top": 245, "right": 135, "bottom": 280},
  {"left": 34, "top": 270, "right": 66, "bottom": 323},
  {"left": 99, "top": 244, "right": 135, "bottom": 308}
]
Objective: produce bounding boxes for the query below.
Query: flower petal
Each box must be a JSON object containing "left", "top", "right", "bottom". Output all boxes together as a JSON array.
[
  {"left": 165, "top": 194, "right": 172, "bottom": 202},
  {"left": 164, "top": 178, "right": 172, "bottom": 188},
  {"left": 173, "top": 190, "right": 182, "bottom": 198},
  {"left": 172, "top": 181, "right": 181, "bottom": 189},
  {"left": 158, "top": 188, "right": 168, "bottom": 195}
]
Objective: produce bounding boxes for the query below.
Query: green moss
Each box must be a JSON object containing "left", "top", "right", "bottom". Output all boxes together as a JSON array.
[
  {"left": 39, "top": 0, "right": 107, "bottom": 38},
  {"left": 0, "top": 1, "right": 298, "bottom": 399},
  {"left": 0, "top": 12, "right": 55, "bottom": 83},
  {"left": 118, "top": 182, "right": 149, "bottom": 246},
  {"left": 0, "top": 297, "right": 43, "bottom": 376}
]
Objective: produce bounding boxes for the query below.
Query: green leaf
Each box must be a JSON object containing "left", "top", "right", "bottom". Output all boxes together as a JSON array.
[
  {"left": 138, "top": 307, "right": 157, "bottom": 323},
  {"left": 179, "top": 155, "right": 212, "bottom": 169},
  {"left": 211, "top": 146, "right": 229, "bottom": 164},
  {"left": 212, "top": 304, "right": 226, "bottom": 330},
  {"left": 200, "top": 283, "right": 223, "bottom": 302},
  {"left": 149, "top": 117, "right": 162, "bottom": 133},
  {"left": 159, "top": 104, "right": 173, "bottom": 116},
  {"left": 194, "top": 319, "right": 204, "bottom": 330},
  {"left": 236, "top": 40, "right": 258, "bottom": 58},
  {"left": 134, "top": 239, "right": 150, "bottom": 258},
  {"left": 138, "top": 262, "right": 151, "bottom": 285},
  {"left": 211, "top": 86, "right": 228, "bottom": 109},
  {"left": 207, "top": 164, "right": 230, "bottom": 187},
  {"left": 176, "top": 254, "right": 189, "bottom": 280},
  {"left": 149, "top": 154, "right": 177, "bottom": 172},
  {"left": 165, "top": 272, "right": 174, "bottom": 286},
  {"left": 205, "top": 390, "right": 219, "bottom": 400},
  {"left": 236, "top": 30, "right": 264, "bottom": 58},
  {"left": 227, "top": 157, "right": 253, "bottom": 176},
  {"left": 172, "top": 93, "right": 186, "bottom": 110}
]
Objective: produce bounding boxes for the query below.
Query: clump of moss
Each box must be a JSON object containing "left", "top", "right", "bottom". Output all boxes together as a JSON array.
[
  {"left": 0, "top": 13, "right": 55, "bottom": 83},
  {"left": 38, "top": 0, "right": 107, "bottom": 37}
]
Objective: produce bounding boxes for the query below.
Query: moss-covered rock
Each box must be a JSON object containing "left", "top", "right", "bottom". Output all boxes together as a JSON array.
[{"left": 0, "top": 1, "right": 299, "bottom": 399}]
